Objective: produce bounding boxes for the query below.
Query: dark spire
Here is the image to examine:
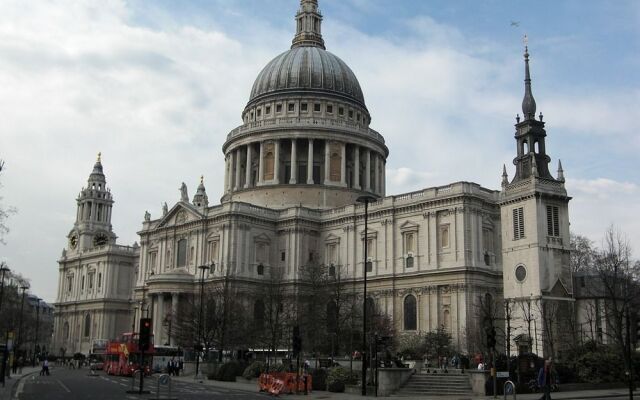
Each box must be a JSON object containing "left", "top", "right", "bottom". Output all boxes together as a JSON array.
[
  {"left": 521, "top": 40, "right": 537, "bottom": 121},
  {"left": 291, "top": 0, "right": 325, "bottom": 50}
]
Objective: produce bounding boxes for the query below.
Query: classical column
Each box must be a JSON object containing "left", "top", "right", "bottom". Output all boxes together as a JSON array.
[
  {"left": 381, "top": 159, "right": 386, "bottom": 196},
  {"left": 156, "top": 293, "right": 165, "bottom": 345},
  {"left": 234, "top": 148, "right": 242, "bottom": 190},
  {"left": 223, "top": 155, "right": 229, "bottom": 192},
  {"left": 244, "top": 144, "right": 252, "bottom": 189},
  {"left": 170, "top": 293, "right": 179, "bottom": 346},
  {"left": 340, "top": 142, "right": 347, "bottom": 185},
  {"left": 258, "top": 141, "right": 265, "bottom": 185},
  {"left": 274, "top": 140, "right": 281, "bottom": 184},
  {"left": 374, "top": 152, "right": 380, "bottom": 194},
  {"left": 290, "top": 139, "right": 297, "bottom": 184},
  {"left": 324, "top": 140, "right": 331, "bottom": 184},
  {"left": 307, "top": 139, "right": 314, "bottom": 184},
  {"left": 365, "top": 149, "right": 371, "bottom": 191},
  {"left": 354, "top": 146, "right": 360, "bottom": 189}
]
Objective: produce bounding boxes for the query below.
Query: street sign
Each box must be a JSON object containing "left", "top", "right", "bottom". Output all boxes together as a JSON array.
[
  {"left": 497, "top": 371, "right": 509, "bottom": 378},
  {"left": 159, "top": 374, "right": 170, "bottom": 385}
]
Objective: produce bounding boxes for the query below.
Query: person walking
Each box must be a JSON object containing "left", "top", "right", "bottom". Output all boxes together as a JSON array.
[{"left": 537, "top": 358, "right": 553, "bottom": 400}]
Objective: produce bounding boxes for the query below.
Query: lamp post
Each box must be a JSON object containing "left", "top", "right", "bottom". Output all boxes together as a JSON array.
[
  {"left": 195, "top": 262, "right": 212, "bottom": 381},
  {"left": 356, "top": 194, "right": 377, "bottom": 396},
  {"left": 0, "top": 263, "right": 10, "bottom": 313},
  {"left": 32, "top": 298, "right": 42, "bottom": 367},
  {"left": 16, "top": 285, "right": 28, "bottom": 362}
]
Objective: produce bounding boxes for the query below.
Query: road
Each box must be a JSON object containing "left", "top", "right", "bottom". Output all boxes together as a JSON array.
[{"left": 15, "top": 367, "right": 270, "bottom": 400}]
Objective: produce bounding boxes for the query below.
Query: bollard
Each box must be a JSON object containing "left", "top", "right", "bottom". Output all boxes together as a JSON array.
[{"left": 503, "top": 380, "right": 516, "bottom": 400}]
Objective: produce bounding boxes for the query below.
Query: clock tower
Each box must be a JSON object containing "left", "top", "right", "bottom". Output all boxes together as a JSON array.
[{"left": 67, "top": 153, "right": 116, "bottom": 252}]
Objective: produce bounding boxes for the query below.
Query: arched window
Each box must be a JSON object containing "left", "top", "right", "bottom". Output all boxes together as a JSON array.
[
  {"left": 329, "top": 264, "right": 336, "bottom": 277},
  {"left": 84, "top": 314, "right": 91, "bottom": 338},
  {"left": 254, "top": 300, "right": 265, "bottom": 329},
  {"left": 403, "top": 295, "right": 417, "bottom": 330},
  {"left": 257, "top": 264, "right": 264, "bottom": 275},
  {"left": 326, "top": 301, "right": 338, "bottom": 333}
]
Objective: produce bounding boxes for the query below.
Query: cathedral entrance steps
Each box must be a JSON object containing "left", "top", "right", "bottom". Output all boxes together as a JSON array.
[{"left": 394, "top": 372, "right": 473, "bottom": 396}]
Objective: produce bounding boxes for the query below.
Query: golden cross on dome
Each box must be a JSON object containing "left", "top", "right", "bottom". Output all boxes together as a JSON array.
[
  {"left": 97, "top": 152, "right": 101, "bottom": 162},
  {"left": 200, "top": 175, "right": 204, "bottom": 184},
  {"left": 523, "top": 34, "right": 529, "bottom": 47}
]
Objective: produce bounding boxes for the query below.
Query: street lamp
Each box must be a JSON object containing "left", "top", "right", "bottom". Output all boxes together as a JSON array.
[
  {"left": 16, "top": 285, "right": 29, "bottom": 362},
  {"left": 195, "top": 261, "right": 213, "bottom": 381},
  {"left": 32, "top": 298, "right": 42, "bottom": 367},
  {"left": 0, "top": 262, "right": 10, "bottom": 313},
  {"left": 356, "top": 194, "right": 377, "bottom": 396}
]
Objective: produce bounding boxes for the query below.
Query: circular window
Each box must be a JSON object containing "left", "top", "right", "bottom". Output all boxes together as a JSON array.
[{"left": 515, "top": 265, "right": 527, "bottom": 282}]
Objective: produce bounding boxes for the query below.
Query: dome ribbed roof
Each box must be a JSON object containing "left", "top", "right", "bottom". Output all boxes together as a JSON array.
[{"left": 248, "top": 46, "right": 366, "bottom": 107}]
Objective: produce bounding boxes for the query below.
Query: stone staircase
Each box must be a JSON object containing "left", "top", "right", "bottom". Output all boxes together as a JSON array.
[{"left": 393, "top": 369, "right": 474, "bottom": 397}]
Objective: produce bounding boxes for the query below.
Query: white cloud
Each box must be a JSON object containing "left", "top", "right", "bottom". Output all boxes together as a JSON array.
[{"left": 0, "top": 1, "right": 638, "bottom": 301}]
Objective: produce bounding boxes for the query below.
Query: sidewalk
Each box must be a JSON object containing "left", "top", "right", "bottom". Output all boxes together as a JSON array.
[
  {"left": 0, "top": 367, "right": 40, "bottom": 400},
  {"left": 172, "top": 372, "right": 638, "bottom": 400}
]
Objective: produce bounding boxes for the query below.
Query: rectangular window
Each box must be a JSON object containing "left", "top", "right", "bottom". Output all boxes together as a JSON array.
[
  {"left": 327, "top": 105, "right": 333, "bottom": 114},
  {"left": 338, "top": 107, "right": 344, "bottom": 116},
  {"left": 366, "top": 260, "right": 373, "bottom": 272},
  {"left": 276, "top": 104, "right": 283, "bottom": 113},
  {"left": 176, "top": 239, "right": 187, "bottom": 267},
  {"left": 301, "top": 103, "right": 308, "bottom": 112},
  {"left": 67, "top": 276, "right": 73, "bottom": 292},
  {"left": 513, "top": 207, "right": 525, "bottom": 240},
  {"left": 81, "top": 275, "right": 85, "bottom": 290},
  {"left": 546, "top": 205, "right": 560, "bottom": 237},
  {"left": 348, "top": 110, "right": 354, "bottom": 118},
  {"left": 98, "top": 273, "right": 102, "bottom": 288},
  {"left": 288, "top": 103, "right": 295, "bottom": 112},
  {"left": 281, "top": 251, "right": 286, "bottom": 262},
  {"left": 256, "top": 108, "right": 262, "bottom": 117},
  {"left": 265, "top": 105, "right": 271, "bottom": 115},
  {"left": 314, "top": 103, "right": 321, "bottom": 112},
  {"left": 88, "top": 273, "right": 93, "bottom": 289}
]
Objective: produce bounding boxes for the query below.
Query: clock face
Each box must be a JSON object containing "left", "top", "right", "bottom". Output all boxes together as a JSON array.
[
  {"left": 515, "top": 264, "right": 527, "bottom": 282},
  {"left": 93, "top": 233, "right": 108, "bottom": 247},
  {"left": 69, "top": 234, "right": 78, "bottom": 249}
]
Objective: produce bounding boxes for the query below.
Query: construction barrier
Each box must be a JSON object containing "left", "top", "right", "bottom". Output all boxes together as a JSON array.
[{"left": 258, "top": 372, "right": 313, "bottom": 396}]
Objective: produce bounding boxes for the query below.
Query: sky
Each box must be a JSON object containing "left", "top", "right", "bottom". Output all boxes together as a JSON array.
[{"left": 0, "top": 0, "right": 638, "bottom": 302}]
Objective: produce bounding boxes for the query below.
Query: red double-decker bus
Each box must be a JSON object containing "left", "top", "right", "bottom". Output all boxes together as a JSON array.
[{"left": 105, "top": 332, "right": 154, "bottom": 376}]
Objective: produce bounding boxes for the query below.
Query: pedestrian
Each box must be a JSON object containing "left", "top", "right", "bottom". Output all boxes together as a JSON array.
[
  {"left": 40, "top": 359, "right": 50, "bottom": 376},
  {"left": 537, "top": 358, "right": 553, "bottom": 400},
  {"left": 167, "top": 360, "right": 173, "bottom": 375},
  {"left": 178, "top": 359, "right": 183, "bottom": 376},
  {"left": 12, "top": 357, "right": 18, "bottom": 374}
]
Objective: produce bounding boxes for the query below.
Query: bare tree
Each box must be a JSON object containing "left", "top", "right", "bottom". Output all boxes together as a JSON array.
[
  {"left": 571, "top": 232, "right": 595, "bottom": 273},
  {"left": 590, "top": 226, "right": 639, "bottom": 392},
  {"left": 297, "top": 261, "right": 329, "bottom": 357},
  {"left": 252, "top": 266, "right": 295, "bottom": 366},
  {"left": 0, "top": 159, "right": 17, "bottom": 244}
]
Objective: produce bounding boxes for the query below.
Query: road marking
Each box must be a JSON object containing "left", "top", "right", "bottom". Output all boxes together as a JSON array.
[
  {"left": 56, "top": 379, "right": 71, "bottom": 393},
  {"left": 14, "top": 378, "right": 26, "bottom": 399}
]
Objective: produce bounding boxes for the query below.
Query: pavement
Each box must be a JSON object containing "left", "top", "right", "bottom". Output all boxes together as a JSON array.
[
  {"left": 0, "top": 366, "right": 40, "bottom": 400},
  {"left": 172, "top": 372, "right": 639, "bottom": 400}
]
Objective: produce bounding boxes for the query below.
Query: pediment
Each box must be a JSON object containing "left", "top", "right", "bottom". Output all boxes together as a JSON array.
[
  {"left": 325, "top": 233, "right": 341, "bottom": 243},
  {"left": 156, "top": 202, "right": 203, "bottom": 228},
  {"left": 399, "top": 220, "right": 419, "bottom": 232},
  {"left": 548, "top": 279, "right": 570, "bottom": 298},
  {"left": 359, "top": 228, "right": 378, "bottom": 238},
  {"left": 254, "top": 233, "right": 271, "bottom": 244}
]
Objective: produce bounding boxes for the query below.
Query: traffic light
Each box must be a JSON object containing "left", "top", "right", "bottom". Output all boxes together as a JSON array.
[
  {"left": 292, "top": 326, "right": 302, "bottom": 356},
  {"left": 486, "top": 327, "right": 496, "bottom": 350},
  {"left": 139, "top": 318, "right": 152, "bottom": 351}
]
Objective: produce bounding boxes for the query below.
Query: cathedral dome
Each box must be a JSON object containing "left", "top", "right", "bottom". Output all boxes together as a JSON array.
[{"left": 248, "top": 46, "right": 366, "bottom": 108}]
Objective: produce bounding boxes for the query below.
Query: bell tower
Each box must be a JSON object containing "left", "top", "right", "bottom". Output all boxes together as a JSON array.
[
  {"left": 68, "top": 153, "right": 116, "bottom": 251},
  {"left": 499, "top": 44, "right": 573, "bottom": 357}
]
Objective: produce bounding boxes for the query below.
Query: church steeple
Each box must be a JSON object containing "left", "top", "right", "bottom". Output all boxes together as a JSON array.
[
  {"left": 510, "top": 43, "right": 554, "bottom": 183},
  {"left": 522, "top": 43, "right": 537, "bottom": 121},
  {"left": 291, "top": 0, "right": 325, "bottom": 50}
]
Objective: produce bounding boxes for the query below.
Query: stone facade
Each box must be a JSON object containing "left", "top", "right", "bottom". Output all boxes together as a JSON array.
[{"left": 53, "top": 0, "right": 574, "bottom": 358}]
